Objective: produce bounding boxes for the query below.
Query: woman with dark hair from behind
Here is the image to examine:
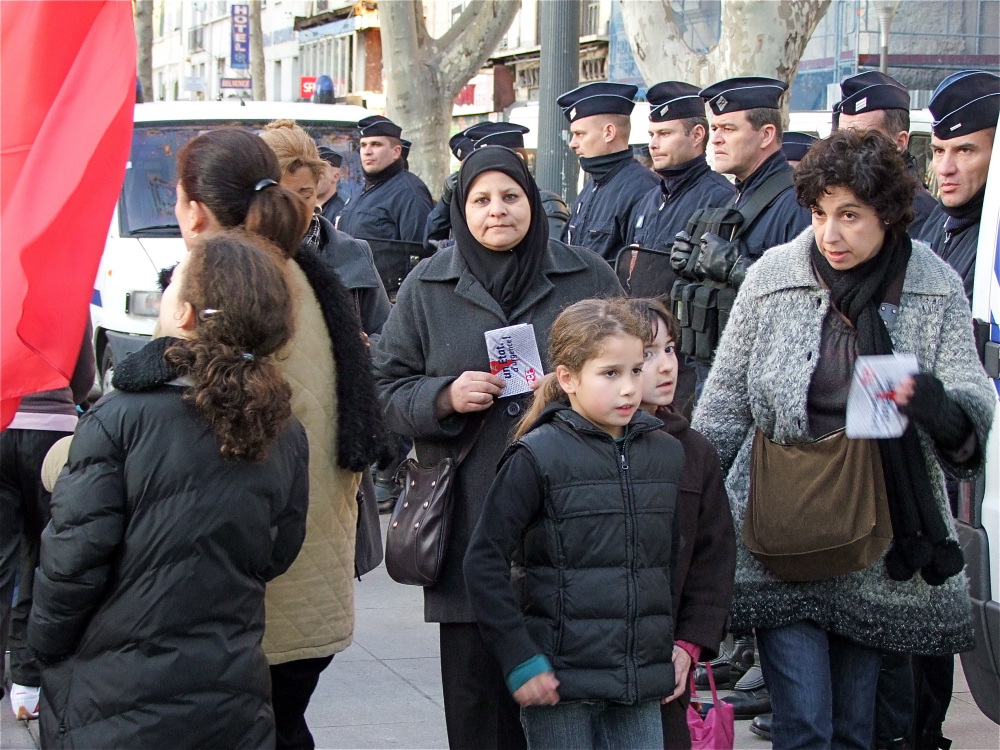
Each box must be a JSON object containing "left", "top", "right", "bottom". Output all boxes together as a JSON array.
[
  {"left": 692, "top": 129, "right": 994, "bottom": 749},
  {"left": 259, "top": 119, "right": 390, "bottom": 337},
  {"left": 28, "top": 232, "right": 309, "bottom": 749},
  {"left": 175, "top": 127, "right": 392, "bottom": 750}
]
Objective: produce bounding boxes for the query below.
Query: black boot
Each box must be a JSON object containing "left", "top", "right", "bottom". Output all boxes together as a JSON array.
[
  {"left": 749, "top": 713, "right": 772, "bottom": 741},
  {"left": 696, "top": 634, "right": 755, "bottom": 690},
  {"left": 722, "top": 664, "right": 771, "bottom": 720},
  {"left": 374, "top": 465, "right": 401, "bottom": 514}
]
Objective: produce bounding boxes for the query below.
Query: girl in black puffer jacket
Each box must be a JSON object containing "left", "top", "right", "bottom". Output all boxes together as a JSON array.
[
  {"left": 464, "top": 298, "right": 685, "bottom": 750},
  {"left": 28, "top": 232, "right": 309, "bottom": 750}
]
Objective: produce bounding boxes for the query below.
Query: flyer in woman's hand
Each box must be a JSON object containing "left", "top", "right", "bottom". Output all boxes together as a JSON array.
[
  {"left": 846, "top": 353, "right": 918, "bottom": 438},
  {"left": 485, "top": 323, "right": 544, "bottom": 398}
]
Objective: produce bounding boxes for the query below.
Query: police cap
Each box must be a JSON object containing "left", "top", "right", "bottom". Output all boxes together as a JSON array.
[
  {"left": 449, "top": 133, "right": 474, "bottom": 161},
  {"left": 781, "top": 132, "right": 817, "bottom": 163},
  {"left": 700, "top": 76, "right": 787, "bottom": 115},
  {"left": 928, "top": 70, "right": 1000, "bottom": 139},
  {"left": 839, "top": 70, "right": 910, "bottom": 115},
  {"left": 557, "top": 82, "right": 638, "bottom": 123},
  {"left": 358, "top": 115, "right": 402, "bottom": 139},
  {"left": 647, "top": 81, "right": 705, "bottom": 122},
  {"left": 462, "top": 122, "right": 530, "bottom": 150},
  {"left": 317, "top": 146, "right": 342, "bottom": 168}
]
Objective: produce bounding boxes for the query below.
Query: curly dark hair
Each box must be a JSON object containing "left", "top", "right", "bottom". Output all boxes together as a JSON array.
[
  {"left": 164, "top": 230, "right": 295, "bottom": 462},
  {"left": 794, "top": 129, "right": 918, "bottom": 230}
]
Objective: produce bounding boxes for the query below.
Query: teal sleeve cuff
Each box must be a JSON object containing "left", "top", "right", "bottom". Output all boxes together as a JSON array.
[{"left": 506, "top": 654, "right": 554, "bottom": 694}]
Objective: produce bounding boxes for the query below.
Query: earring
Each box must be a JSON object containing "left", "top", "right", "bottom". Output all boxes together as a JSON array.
[{"left": 186, "top": 230, "right": 199, "bottom": 239}]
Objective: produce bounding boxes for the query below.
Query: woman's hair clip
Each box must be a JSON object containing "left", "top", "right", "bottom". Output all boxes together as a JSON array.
[
  {"left": 199, "top": 308, "right": 220, "bottom": 321},
  {"left": 254, "top": 178, "right": 278, "bottom": 192},
  {"left": 242, "top": 352, "right": 255, "bottom": 362}
]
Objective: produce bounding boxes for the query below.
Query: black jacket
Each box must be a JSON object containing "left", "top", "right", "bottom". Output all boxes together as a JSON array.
[
  {"left": 563, "top": 156, "right": 659, "bottom": 263},
  {"left": 306, "top": 215, "right": 391, "bottom": 336},
  {"left": 655, "top": 407, "right": 735, "bottom": 659},
  {"left": 731, "top": 151, "right": 811, "bottom": 259},
  {"left": 906, "top": 153, "right": 938, "bottom": 238},
  {"left": 28, "top": 339, "right": 309, "bottom": 749},
  {"left": 373, "top": 240, "right": 623, "bottom": 623},
  {"left": 337, "top": 167, "right": 433, "bottom": 245},
  {"left": 918, "top": 202, "right": 981, "bottom": 303},
  {"left": 625, "top": 156, "right": 736, "bottom": 253},
  {"left": 464, "top": 405, "right": 684, "bottom": 704}
]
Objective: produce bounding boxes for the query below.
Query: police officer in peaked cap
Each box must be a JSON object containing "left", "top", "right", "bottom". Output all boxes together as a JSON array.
[
  {"left": 424, "top": 122, "right": 569, "bottom": 251},
  {"left": 836, "top": 70, "right": 938, "bottom": 235},
  {"left": 337, "top": 115, "right": 433, "bottom": 249},
  {"left": 781, "top": 132, "right": 818, "bottom": 168},
  {"left": 918, "top": 70, "right": 999, "bottom": 302},
  {"left": 557, "top": 81, "right": 659, "bottom": 263}
]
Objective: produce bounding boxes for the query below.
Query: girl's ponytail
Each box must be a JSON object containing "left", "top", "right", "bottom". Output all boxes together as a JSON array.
[
  {"left": 512, "top": 373, "right": 567, "bottom": 441},
  {"left": 164, "top": 231, "right": 296, "bottom": 462}
]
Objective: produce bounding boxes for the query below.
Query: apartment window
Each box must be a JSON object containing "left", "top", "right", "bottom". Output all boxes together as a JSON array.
[
  {"left": 274, "top": 59, "right": 282, "bottom": 100},
  {"left": 580, "top": 1, "right": 602, "bottom": 36},
  {"left": 301, "top": 34, "right": 354, "bottom": 97}
]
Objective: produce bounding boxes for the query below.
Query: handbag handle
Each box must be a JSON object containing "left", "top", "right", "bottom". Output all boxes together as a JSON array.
[
  {"left": 688, "top": 660, "right": 721, "bottom": 705},
  {"left": 453, "top": 412, "right": 488, "bottom": 467}
]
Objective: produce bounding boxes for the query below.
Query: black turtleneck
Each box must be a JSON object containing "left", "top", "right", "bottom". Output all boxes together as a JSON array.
[
  {"left": 363, "top": 157, "right": 404, "bottom": 189},
  {"left": 579, "top": 148, "right": 634, "bottom": 185},
  {"left": 655, "top": 155, "right": 713, "bottom": 200}
]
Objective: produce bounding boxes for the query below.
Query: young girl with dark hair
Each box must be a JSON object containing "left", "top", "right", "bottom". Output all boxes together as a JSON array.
[
  {"left": 627, "top": 298, "right": 736, "bottom": 750},
  {"left": 28, "top": 232, "right": 309, "bottom": 749},
  {"left": 173, "top": 127, "right": 391, "bottom": 750},
  {"left": 464, "top": 297, "right": 685, "bottom": 750}
]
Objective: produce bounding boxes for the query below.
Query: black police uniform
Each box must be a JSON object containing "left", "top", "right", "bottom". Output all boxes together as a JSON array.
[
  {"left": 563, "top": 153, "right": 658, "bottom": 262},
  {"left": 338, "top": 165, "right": 433, "bottom": 245},
  {"left": 625, "top": 155, "right": 736, "bottom": 251},
  {"left": 918, "top": 196, "right": 983, "bottom": 303},
  {"left": 730, "top": 151, "right": 811, "bottom": 259},
  {"left": 321, "top": 192, "right": 346, "bottom": 226}
]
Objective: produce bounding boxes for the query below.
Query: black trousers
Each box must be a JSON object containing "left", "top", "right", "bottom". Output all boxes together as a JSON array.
[
  {"left": 440, "top": 623, "right": 526, "bottom": 750},
  {"left": 912, "top": 655, "right": 954, "bottom": 749},
  {"left": 0, "top": 429, "right": 67, "bottom": 693},
  {"left": 269, "top": 654, "right": 335, "bottom": 750},
  {"left": 661, "top": 685, "right": 692, "bottom": 750}
]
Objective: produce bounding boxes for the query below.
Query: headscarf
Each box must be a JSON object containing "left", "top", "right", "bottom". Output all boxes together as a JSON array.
[
  {"left": 450, "top": 147, "right": 548, "bottom": 317},
  {"left": 811, "top": 225, "right": 964, "bottom": 585}
]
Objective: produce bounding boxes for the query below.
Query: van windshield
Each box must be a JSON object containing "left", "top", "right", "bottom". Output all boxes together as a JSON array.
[{"left": 120, "top": 120, "right": 360, "bottom": 237}]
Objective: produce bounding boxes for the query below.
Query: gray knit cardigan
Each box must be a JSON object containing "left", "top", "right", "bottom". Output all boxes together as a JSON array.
[{"left": 693, "top": 228, "right": 995, "bottom": 656}]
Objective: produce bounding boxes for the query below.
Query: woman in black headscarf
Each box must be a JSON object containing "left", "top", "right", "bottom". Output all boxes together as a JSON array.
[{"left": 373, "top": 147, "right": 623, "bottom": 750}]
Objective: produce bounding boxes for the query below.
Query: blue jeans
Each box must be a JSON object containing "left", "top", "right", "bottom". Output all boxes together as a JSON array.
[
  {"left": 757, "top": 620, "right": 882, "bottom": 750},
  {"left": 521, "top": 699, "right": 662, "bottom": 750}
]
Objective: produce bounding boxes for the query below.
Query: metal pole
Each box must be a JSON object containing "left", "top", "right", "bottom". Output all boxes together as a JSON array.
[{"left": 536, "top": 0, "right": 580, "bottom": 204}]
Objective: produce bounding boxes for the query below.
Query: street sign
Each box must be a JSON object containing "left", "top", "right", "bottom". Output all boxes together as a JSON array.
[
  {"left": 301, "top": 76, "right": 317, "bottom": 98},
  {"left": 231, "top": 4, "right": 249, "bottom": 69},
  {"left": 221, "top": 78, "right": 252, "bottom": 90}
]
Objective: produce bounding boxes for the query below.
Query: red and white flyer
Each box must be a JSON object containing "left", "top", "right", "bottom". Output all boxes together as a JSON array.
[
  {"left": 485, "top": 323, "right": 544, "bottom": 398},
  {"left": 846, "top": 353, "right": 918, "bottom": 439}
]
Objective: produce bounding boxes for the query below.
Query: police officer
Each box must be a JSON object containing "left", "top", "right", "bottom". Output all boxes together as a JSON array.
[
  {"left": 906, "top": 70, "right": 998, "bottom": 750},
  {"left": 557, "top": 81, "right": 659, "bottom": 262},
  {"left": 337, "top": 115, "right": 433, "bottom": 247},
  {"left": 625, "top": 81, "right": 735, "bottom": 253},
  {"left": 424, "top": 123, "right": 570, "bottom": 251},
  {"left": 781, "top": 131, "right": 817, "bottom": 169},
  {"left": 317, "top": 146, "right": 345, "bottom": 225},
  {"left": 423, "top": 132, "right": 477, "bottom": 249},
  {"left": 699, "top": 76, "right": 811, "bottom": 257},
  {"left": 836, "top": 70, "right": 938, "bottom": 235},
  {"left": 919, "top": 70, "right": 998, "bottom": 302}
]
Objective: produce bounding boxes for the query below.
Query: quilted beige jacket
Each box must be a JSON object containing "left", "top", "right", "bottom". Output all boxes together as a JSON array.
[{"left": 264, "top": 261, "right": 361, "bottom": 665}]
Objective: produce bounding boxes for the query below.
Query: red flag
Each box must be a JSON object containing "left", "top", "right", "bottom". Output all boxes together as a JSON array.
[{"left": 1, "top": 0, "right": 136, "bottom": 427}]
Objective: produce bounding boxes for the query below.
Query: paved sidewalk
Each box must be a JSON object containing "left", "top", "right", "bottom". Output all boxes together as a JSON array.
[{"left": 4, "top": 516, "right": 999, "bottom": 748}]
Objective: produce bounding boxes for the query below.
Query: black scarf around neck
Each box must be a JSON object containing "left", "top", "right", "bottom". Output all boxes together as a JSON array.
[
  {"left": 363, "top": 157, "right": 404, "bottom": 189},
  {"left": 579, "top": 148, "right": 633, "bottom": 183},
  {"left": 449, "top": 147, "right": 548, "bottom": 318},
  {"left": 811, "top": 229, "right": 964, "bottom": 585}
]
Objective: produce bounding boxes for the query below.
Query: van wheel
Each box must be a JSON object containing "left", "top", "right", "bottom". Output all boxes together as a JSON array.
[{"left": 100, "top": 347, "right": 115, "bottom": 394}]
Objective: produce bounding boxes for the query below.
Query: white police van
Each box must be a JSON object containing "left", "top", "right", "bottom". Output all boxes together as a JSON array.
[
  {"left": 958, "top": 123, "right": 1000, "bottom": 725},
  {"left": 91, "top": 100, "right": 369, "bottom": 392}
]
